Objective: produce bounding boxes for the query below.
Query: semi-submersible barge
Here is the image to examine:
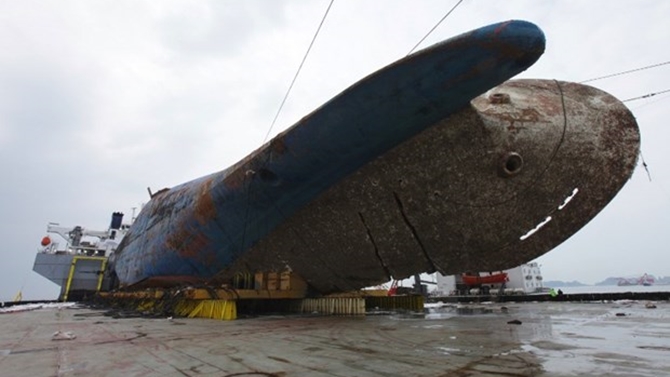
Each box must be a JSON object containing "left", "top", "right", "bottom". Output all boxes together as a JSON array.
[{"left": 32, "top": 20, "right": 640, "bottom": 319}]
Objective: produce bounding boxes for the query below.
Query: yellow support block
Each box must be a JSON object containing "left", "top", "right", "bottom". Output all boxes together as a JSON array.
[
  {"left": 300, "top": 297, "right": 366, "bottom": 316},
  {"left": 176, "top": 299, "right": 237, "bottom": 321},
  {"left": 137, "top": 300, "right": 155, "bottom": 311}
]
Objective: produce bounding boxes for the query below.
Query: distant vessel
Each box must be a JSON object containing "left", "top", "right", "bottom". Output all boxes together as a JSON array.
[
  {"left": 617, "top": 274, "right": 655, "bottom": 286},
  {"left": 639, "top": 274, "right": 655, "bottom": 286},
  {"left": 438, "top": 262, "right": 544, "bottom": 295},
  {"left": 33, "top": 213, "right": 131, "bottom": 300}
]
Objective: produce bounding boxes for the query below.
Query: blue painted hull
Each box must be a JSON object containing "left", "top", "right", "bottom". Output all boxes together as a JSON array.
[{"left": 112, "top": 20, "right": 546, "bottom": 288}]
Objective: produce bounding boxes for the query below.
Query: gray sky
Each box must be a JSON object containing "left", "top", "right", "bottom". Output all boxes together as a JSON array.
[{"left": 1, "top": 0, "right": 668, "bottom": 300}]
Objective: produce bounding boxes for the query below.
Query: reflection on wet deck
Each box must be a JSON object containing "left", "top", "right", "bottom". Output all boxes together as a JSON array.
[{"left": 0, "top": 301, "right": 668, "bottom": 376}]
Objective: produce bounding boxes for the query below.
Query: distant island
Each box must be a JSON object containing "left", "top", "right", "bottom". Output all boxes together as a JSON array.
[
  {"left": 595, "top": 274, "right": 670, "bottom": 286},
  {"left": 544, "top": 280, "right": 587, "bottom": 287},
  {"left": 543, "top": 275, "right": 669, "bottom": 287},
  {"left": 595, "top": 277, "right": 622, "bottom": 286}
]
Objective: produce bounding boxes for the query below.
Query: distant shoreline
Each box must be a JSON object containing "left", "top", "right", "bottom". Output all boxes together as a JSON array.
[
  {"left": 428, "top": 290, "right": 670, "bottom": 303},
  {"left": 546, "top": 284, "right": 670, "bottom": 294}
]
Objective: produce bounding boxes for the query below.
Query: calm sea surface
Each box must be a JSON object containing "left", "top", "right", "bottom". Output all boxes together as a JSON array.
[{"left": 554, "top": 284, "right": 670, "bottom": 294}]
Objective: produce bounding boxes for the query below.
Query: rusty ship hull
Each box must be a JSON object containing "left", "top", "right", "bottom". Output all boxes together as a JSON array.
[{"left": 110, "top": 20, "right": 639, "bottom": 293}]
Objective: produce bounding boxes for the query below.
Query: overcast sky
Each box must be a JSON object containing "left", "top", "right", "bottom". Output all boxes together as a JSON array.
[{"left": 1, "top": 0, "right": 668, "bottom": 300}]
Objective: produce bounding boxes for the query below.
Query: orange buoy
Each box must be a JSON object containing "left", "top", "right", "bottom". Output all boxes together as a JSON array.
[{"left": 40, "top": 236, "right": 51, "bottom": 246}]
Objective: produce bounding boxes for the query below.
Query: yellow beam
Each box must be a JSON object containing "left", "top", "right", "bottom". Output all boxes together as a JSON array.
[
  {"left": 63, "top": 256, "right": 108, "bottom": 301},
  {"left": 62, "top": 260, "right": 77, "bottom": 301},
  {"left": 97, "top": 258, "right": 108, "bottom": 292}
]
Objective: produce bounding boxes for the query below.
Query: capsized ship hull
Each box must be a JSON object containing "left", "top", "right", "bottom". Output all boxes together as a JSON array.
[{"left": 110, "top": 20, "right": 639, "bottom": 293}]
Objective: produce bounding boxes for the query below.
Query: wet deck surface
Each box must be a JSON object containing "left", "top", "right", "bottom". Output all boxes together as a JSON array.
[{"left": 1, "top": 301, "right": 668, "bottom": 376}]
